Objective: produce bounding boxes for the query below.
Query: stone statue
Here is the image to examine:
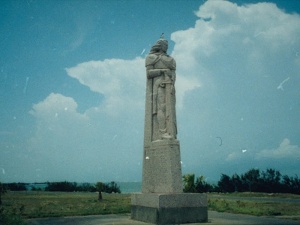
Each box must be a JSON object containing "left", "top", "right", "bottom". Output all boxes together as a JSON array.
[
  {"left": 145, "top": 37, "right": 177, "bottom": 141},
  {"left": 132, "top": 36, "right": 208, "bottom": 224}
]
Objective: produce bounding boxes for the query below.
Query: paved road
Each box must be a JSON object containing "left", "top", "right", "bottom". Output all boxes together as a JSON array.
[{"left": 27, "top": 211, "right": 300, "bottom": 225}]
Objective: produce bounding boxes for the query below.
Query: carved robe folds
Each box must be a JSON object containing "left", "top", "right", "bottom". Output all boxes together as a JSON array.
[{"left": 145, "top": 53, "right": 177, "bottom": 142}]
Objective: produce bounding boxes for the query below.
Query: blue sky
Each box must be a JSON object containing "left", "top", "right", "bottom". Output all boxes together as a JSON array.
[{"left": 1, "top": 0, "right": 300, "bottom": 183}]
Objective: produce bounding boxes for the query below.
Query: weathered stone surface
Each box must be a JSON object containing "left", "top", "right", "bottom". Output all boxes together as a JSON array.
[
  {"left": 131, "top": 193, "right": 208, "bottom": 224},
  {"left": 131, "top": 36, "right": 208, "bottom": 224},
  {"left": 142, "top": 37, "right": 182, "bottom": 194},
  {"left": 142, "top": 140, "right": 182, "bottom": 193},
  {"left": 131, "top": 193, "right": 207, "bottom": 208},
  {"left": 144, "top": 37, "right": 177, "bottom": 144}
]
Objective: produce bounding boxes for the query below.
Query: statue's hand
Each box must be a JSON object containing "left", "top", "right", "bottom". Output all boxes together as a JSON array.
[{"left": 160, "top": 69, "right": 171, "bottom": 77}]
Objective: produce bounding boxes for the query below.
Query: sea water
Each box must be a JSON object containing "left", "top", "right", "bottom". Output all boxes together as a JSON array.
[{"left": 118, "top": 182, "right": 141, "bottom": 193}]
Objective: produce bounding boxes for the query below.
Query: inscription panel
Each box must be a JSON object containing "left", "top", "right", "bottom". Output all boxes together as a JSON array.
[{"left": 142, "top": 141, "right": 182, "bottom": 193}]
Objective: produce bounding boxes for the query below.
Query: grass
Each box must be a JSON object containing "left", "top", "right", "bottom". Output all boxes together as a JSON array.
[
  {"left": 208, "top": 198, "right": 300, "bottom": 216},
  {"left": 210, "top": 192, "right": 300, "bottom": 199},
  {"left": 2, "top": 191, "right": 131, "bottom": 219},
  {"left": 1, "top": 191, "right": 300, "bottom": 221},
  {"left": 208, "top": 193, "right": 300, "bottom": 221}
]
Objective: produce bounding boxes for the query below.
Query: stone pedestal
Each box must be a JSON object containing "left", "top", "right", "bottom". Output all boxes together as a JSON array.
[
  {"left": 131, "top": 139, "right": 208, "bottom": 224},
  {"left": 142, "top": 140, "right": 182, "bottom": 193},
  {"left": 131, "top": 193, "right": 208, "bottom": 225}
]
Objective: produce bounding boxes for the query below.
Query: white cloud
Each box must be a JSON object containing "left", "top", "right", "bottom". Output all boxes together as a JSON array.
[
  {"left": 28, "top": 93, "right": 91, "bottom": 155},
  {"left": 172, "top": 0, "right": 300, "bottom": 77},
  {"left": 176, "top": 76, "right": 201, "bottom": 108},
  {"left": 65, "top": 58, "right": 145, "bottom": 115},
  {"left": 65, "top": 55, "right": 201, "bottom": 112},
  {"left": 66, "top": 58, "right": 144, "bottom": 95},
  {"left": 26, "top": 92, "right": 144, "bottom": 182},
  {"left": 255, "top": 138, "right": 300, "bottom": 160},
  {"left": 29, "top": 93, "right": 87, "bottom": 121},
  {"left": 171, "top": 0, "right": 300, "bottom": 178},
  {"left": 226, "top": 149, "right": 249, "bottom": 161},
  {"left": 22, "top": 1, "right": 300, "bottom": 182},
  {"left": 226, "top": 152, "right": 239, "bottom": 161}
]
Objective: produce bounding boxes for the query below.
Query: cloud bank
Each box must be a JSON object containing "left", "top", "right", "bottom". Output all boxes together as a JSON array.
[
  {"left": 65, "top": 58, "right": 145, "bottom": 115},
  {"left": 256, "top": 138, "right": 300, "bottom": 160},
  {"left": 22, "top": 0, "right": 300, "bottom": 182}
]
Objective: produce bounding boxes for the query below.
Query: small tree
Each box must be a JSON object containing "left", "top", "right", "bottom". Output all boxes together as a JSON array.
[
  {"left": 218, "top": 174, "right": 234, "bottom": 193},
  {"left": 261, "top": 168, "right": 281, "bottom": 193},
  {"left": 241, "top": 168, "right": 261, "bottom": 192},
  {"left": 95, "top": 182, "right": 105, "bottom": 201},
  {"left": 195, "top": 175, "right": 213, "bottom": 193},
  {"left": 183, "top": 174, "right": 196, "bottom": 193},
  {"left": 105, "top": 181, "right": 121, "bottom": 193}
]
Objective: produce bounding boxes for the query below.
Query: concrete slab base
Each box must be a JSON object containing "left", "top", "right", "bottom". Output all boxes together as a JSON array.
[{"left": 131, "top": 193, "right": 208, "bottom": 224}]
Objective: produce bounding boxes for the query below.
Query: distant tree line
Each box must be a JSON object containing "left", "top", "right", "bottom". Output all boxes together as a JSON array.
[
  {"left": 45, "top": 181, "right": 121, "bottom": 193},
  {"left": 0, "top": 182, "right": 6, "bottom": 205},
  {"left": 1, "top": 183, "right": 27, "bottom": 191},
  {"left": 1, "top": 181, "right": 121, "bottom": 194},
  {"left": 183, "top": 168, "right": 300, "bottom": 195}
]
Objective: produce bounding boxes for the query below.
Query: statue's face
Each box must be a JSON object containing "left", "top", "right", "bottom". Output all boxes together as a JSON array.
[{"left": 161, "top": 43, "right": 168, "bottom": 53}]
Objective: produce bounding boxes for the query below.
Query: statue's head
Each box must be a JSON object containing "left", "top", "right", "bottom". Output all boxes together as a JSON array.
[{"left": 150, "top": 38, "right": 168, "bottom": 54}]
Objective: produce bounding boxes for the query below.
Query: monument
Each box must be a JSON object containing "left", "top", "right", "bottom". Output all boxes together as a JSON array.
[{"left": 131, "top": 35, "right": 208, "bottom": 224}]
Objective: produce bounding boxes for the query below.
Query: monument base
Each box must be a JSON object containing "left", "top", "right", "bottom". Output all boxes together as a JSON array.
[
  {"left": 131, "top": 193, "right": 208, "bottom": 224},
  {"left": 142, "top": 139, "right": 182, "bottom": 193}
]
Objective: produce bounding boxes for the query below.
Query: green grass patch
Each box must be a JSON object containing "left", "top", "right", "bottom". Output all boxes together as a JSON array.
[
  {"left": 209, "top": 192, "right": 300, "bottom": 199},
  {"left": 2, "top": 191, "right": 130, "bottom": 219},
  {"left": 208, "top": 197, "right": 300, "bottom": 220},
  {"left": 2, "top": 191, "right": 300, "bottom": 221}
]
